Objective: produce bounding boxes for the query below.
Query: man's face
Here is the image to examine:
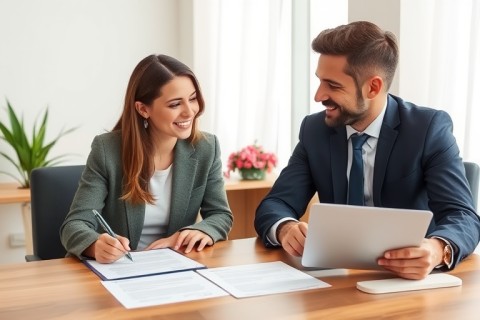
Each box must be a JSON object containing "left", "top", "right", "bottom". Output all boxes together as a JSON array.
[{"left": 314, "top": 55, "right": 368, "bottom": 128}]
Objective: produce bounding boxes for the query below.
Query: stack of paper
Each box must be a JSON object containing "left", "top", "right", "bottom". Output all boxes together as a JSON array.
[{"left": 85, "top": 249, "right": 330, "bottom": 309}]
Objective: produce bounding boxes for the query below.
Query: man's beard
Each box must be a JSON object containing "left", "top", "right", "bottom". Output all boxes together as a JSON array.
[{"left": 323, "top": 96, "right": 367, "bottom": 128}]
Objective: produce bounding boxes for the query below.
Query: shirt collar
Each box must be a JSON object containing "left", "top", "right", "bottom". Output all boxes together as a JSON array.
[{"left": 346, "top": 99, "right": 388, "bottom": 139}]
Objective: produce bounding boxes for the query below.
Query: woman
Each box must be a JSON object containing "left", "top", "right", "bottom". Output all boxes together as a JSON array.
[{"left": 60, "top": 54, "right": 233, "bottom": 263}]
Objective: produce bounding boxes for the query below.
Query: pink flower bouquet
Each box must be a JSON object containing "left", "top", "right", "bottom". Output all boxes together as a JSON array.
[{"left": 224, "top": 143, "right": 277, "bottom": 179}]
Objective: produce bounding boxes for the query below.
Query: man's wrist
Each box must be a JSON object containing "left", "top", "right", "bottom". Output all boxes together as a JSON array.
[
  {"left": 277, "top": 220, "right": 297, "bottom": 243},
  {"left": 267, "top": 218, "right": 297, "bottom": 245},
  {"left": 430, "top": 236, "right": 454, "bottom": 269}
]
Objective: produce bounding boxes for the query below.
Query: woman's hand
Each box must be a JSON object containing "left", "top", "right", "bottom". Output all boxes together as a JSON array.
[
  {"left": 146, "top": 229, "right": 213, "bottom": 253},
  {"left": 84, "top": 233, "right": 131, "bottom": 264}
]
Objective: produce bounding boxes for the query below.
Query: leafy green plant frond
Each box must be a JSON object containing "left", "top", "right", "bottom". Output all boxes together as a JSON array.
[
  {"left": 0, "top": 99, "right": 78, "bottom": 188},
  {"left": 0, "top": 151, "right": 27, "bottom": 185}
]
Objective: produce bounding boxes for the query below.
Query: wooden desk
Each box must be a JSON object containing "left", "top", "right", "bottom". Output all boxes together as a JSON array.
[
  {"left": 1, "top": 237, "right": 479, "bottom": 319},
  {"left": 224, "top": 176, "right": 276, "bottom": 239},
  {"left": 0, "top": 183, "right": 30, "bottom": 204},
  {"left": 0, "top": 183, "right": 32, "bottom": 254}
]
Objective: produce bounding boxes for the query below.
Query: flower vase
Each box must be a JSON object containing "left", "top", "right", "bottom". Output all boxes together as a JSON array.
[{"left": 240, "top": 168, "right": 266, "bottom": 180}]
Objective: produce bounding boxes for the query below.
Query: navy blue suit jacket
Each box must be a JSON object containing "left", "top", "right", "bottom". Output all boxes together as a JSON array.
[{"left": 255, "top": 94, "right": 480, "bottom": 268}]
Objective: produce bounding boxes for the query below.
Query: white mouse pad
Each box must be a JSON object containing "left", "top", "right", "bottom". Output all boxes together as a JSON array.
[{"left": 356, "top": 273, "right": 462, "bottom": 294}]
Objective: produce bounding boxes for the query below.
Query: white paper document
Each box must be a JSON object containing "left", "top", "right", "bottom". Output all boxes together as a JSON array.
[
  {"left": 101, "top": 271, "right": 228, "bottom": 309},
  {"left": 197, "top": 261, "right": 331, "bottom": 298},
  {"left": 85, "top": 248, "right": 205, "bottom": 280}
]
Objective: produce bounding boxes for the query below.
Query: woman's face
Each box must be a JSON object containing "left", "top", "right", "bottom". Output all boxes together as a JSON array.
[{"left": 140, "top": 76, "right": 199, "bottom": 141}]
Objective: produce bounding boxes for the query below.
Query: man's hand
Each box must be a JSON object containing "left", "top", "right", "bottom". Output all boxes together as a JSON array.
[
  {"left": 277, "top": 221, "right": 308, "bottom": 257},
  {"left": 377, "top": 238, "right": 445, "bottom": 279}
]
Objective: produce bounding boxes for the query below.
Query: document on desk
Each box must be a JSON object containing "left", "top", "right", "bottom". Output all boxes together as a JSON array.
[
  {"left": 84, "top": 248, "right": 205, "bottom": 280},
  {"left": 101, "top": 271, "right": 228, "bottom": 309},
  {"left": 197, "top": 261, "right": 331, "bottom": 298}
]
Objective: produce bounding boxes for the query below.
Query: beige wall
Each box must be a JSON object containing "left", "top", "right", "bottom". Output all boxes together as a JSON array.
[
  {"left": 348, "top": 0, "right": 401, "bottom": 95},
  {"left": 0, "top": 0, "right": 186, "bottom": 264}
]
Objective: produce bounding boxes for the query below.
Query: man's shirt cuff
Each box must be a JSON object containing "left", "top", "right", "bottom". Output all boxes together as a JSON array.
[
  {"left": 431, "top": 236, "right": 454, "bottom": 269},
  {"left": 267, "top": 217, "right": 298, "bottom": 245}
]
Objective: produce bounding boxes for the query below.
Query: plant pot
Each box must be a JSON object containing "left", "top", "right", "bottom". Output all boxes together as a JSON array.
[{"left": 240, "top": 168, "right": 266, "bottom": 180}]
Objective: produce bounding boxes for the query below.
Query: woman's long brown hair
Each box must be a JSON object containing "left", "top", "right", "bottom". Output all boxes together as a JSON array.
[{"left": 113, "top": 55, "right": 205, "bottom": 204}]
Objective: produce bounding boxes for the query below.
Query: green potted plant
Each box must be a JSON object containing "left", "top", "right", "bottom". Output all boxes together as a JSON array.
[{"left": 0, "top": 99, "right": 77, "bottom": 188}]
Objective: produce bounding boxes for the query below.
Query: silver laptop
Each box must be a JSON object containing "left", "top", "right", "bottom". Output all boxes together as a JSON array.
[{"left": 301, "top": 203, "right": 433, "bottom": 270}]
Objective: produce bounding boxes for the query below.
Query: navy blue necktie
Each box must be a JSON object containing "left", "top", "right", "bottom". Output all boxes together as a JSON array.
[{"left": 348, "top": 133, "right": 370, "bottom": 205}]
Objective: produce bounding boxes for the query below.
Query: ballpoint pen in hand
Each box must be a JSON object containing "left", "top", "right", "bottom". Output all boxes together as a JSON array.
[{"left": 92, "top": 209, "right": 134, "bottom": 262}]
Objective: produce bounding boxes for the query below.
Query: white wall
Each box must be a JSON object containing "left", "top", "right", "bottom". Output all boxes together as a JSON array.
[
  {"left": 309, "top": 0, "right": 348, "bottom": 115},
  {"left": 348, "top": 0, "right": 400, "bottom": 95},
  {"left": 0, "top": 0, "right": 183, "bottom": 264}
]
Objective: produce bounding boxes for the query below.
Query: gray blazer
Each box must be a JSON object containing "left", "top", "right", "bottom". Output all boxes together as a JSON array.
[{"left": 60, "top": 131, "right": 233, "bottom": 259}]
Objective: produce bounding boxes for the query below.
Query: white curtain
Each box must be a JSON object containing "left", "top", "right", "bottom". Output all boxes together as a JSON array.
[
  {"left": 192, "top": 0, "right": 292, "bottom": 174},
  {"left": 400, "top": 1, "right": 480, "bottom": 253},
  {"left": 399, "top": 0, "right": 480, "bottom": 164}
]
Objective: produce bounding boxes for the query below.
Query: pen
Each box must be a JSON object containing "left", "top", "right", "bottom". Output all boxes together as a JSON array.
[{"left": 92, "top": 209, "right": 134, "bottom": 262}]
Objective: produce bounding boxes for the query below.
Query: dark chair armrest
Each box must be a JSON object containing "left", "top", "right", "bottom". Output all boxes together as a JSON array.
[{"left": 25, "top": 255, "right": 42, "bottom": 262}]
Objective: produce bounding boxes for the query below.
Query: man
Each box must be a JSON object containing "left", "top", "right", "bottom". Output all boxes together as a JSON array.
[{"left": 254, "top": 21, "right": 480, "bottom": 280}]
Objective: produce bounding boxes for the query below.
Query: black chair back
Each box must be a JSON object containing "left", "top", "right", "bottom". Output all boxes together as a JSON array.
[
  {"left": 27, "top": 165, "right": 85, "bottom": 261},
  {"left": 464, "top": 161, "right": 479, "bottom": 210}
]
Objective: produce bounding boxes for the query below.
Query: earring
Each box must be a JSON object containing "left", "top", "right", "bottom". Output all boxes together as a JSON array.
[{"left": 143, "top": 118, "right": 149, "bottom": 129}]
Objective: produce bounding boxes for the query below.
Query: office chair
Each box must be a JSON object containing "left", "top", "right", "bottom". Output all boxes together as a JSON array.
[
  {"left": 26, "top": 165, "right": 85, "bottom": 261},
  {"left": 464, "top": 161, "right": 479, "bottom": 210}
]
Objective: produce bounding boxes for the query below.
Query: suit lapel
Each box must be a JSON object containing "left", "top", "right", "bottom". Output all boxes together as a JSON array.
[
  {"left": 168, "top": 140, "right": 198, "bottom": 235},
  {"left": 331, "top": 127, "right": 348, "bottom": 203},
  {"left": 373, "top": 95, "right": 400, "bottom": 206}
]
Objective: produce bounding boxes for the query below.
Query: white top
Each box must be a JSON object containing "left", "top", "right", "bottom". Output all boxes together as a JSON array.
[{"left": 138, "top": 165, "right": 173, "bottom": 250}]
